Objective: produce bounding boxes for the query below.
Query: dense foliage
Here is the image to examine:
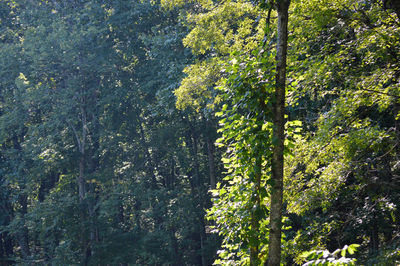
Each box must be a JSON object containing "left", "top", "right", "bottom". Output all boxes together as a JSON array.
[
  {"left": 0, "top": 1, "right": 220, "bottom": 265},
  {"left": 0, "top": 0, "right": 399, "bottom": 265}
]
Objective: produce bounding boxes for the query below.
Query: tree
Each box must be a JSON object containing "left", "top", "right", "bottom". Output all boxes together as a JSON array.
[
  {"left": 283, "top": 0, "right": 400, "bottom": 264},
  {"left": 1, "top": 0, "right": 399, "bottom": 264},
  {"left": 161, "top": 0, "right": 292, "bottom": 264},
  {"left": 268, "top": 1, "right": 290, "bottom": 265},
  {"left": 0, "top": 1, "right": 220, "bottom": 264}
]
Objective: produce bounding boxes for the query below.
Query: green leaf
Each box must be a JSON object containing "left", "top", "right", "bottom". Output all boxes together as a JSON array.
[
  {"left": 347, "top": 244, "right": 360, "bottom": 255},
  {"left": 341, "top": 245, "right": 348, "bottom": 257}
]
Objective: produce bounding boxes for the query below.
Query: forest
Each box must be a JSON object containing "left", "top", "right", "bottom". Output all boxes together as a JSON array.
[{"left": 0, "top": 0, "right": 399, "bottom": 265}]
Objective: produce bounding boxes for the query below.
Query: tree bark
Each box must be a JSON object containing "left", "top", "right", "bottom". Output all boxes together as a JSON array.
[
  {"left": 267, "top": 1, "right": 290, "bottom": 265},
  {"left": 0, "top": 231, "right": 14, "bottom": 266},
  {"left": 394, "top": 100, "right": 400, "bottom": 159},
  {"left": 250, "top": 157, "right": 262, "bottom": 265},
  {"left": 185, "top": 118, "right": 207, "bottom": 266},
  {"left": 139, "top": 121, "right": 158, "bottom": 188},
  {"left": 206, "top": 136, "right": 216, "bottom": 190},
  {"left": 11, "top": 137, "right": 31, "bottom": 261},
  {"left": 71, "top": 101, "right": 94, "bottom": 265},
  {"left": 16, "top": 194, "right": 30, "bottom": 260},
  {"left": 78, "top": 105, "right": 87, "bottom": 204}
]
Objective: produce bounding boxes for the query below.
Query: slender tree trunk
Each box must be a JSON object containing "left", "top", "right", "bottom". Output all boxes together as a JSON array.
[
  {"left": 79, "top": 106, "right": 90, "bottom": 265},
  {"left": 369, "top": 213, "right": 379, "bottom": 253},
  {"left": 267, "top": 1, "right": 290, "bottom": 265},
  {"left": 0, "top": 233, "right": 11, "bottom": 266},
  {"left": 139, "top": 121, "right": 158, "bottom": 187},
  {"left": 0, "top": 232, "right": 14, "bottom": 266},
  {"left": 71, "top": 102, "right": 92, "bottom": 265},
  {"left": 191, "top": 131, "right": 207, "bottom": 266},
  {"left": 1, "top": 234, "right": 13, "bottom": 266},
  {"left": 74, "top": 105, "right": 88, "bottom": 204},
  {"left": 185, "top": 118, "right": 207, "bottom": 266},
  {"left": 250, "top": 157, "right": 262, "bottom": 265},
  {"left": 0, "top": 199, "right": 13, "bottom": 265},
  {"left": 78, "top": 153, "right": 86, "bottom": 203},
  {"left": 0, "top": 235, "right": 4, "bottom": 265},
  {"left": 204, "top": 118, "right": 217, "bottom": 190},
  {"left": 190, "top": 123, "right": 201, "bottom": 189},
  {"left": 167, "top": 158, "right": 176, "bottom": 189},
  {"left": 11, "top": 137, "right": 31, "bottom": 261},
  {"left": 16, "top": 226, "right": 30, "bottom": 261},
  {"left": 206, "top": 136, "right": 216, "bottom": 190},
  {"left": 199, "top": 220, "right": 207, "bottom": 266},
  {"left": 394, "top": 101, "right": 400, "bottom": 159},
  {"left": 16, "top": 194, "right": 30, "bottom": 260}
]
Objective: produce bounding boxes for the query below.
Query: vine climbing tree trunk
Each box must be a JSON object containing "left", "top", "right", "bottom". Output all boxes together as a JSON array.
[{"left": 267, "top": 0, "right": 290, "bottom": 265}]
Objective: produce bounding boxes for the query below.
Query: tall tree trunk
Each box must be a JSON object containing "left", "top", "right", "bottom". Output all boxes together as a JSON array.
[
  {"left": 78, "top": 105, "right": 87, "bottom": 204},
  {"left": 139, "top": 120, "right": 158, "bottom": 188},
  {"left": 206, "top": 136, "right": 216, "bottom": 190},
  {"left": 204, "top": 119, "right": 216, "bottom": 190},
  {"left": 11, "top": 137, "right": 31, "bottom": 261},
  {"left": 16, "top": 194, "right": 30, "bottom": 261},
  {"left": 0, "top": 195, "right": 14, "bottom": 265},
  {"left": 394, "top": 100, "right": 400, "bottom": 159},
  {"left": 191, "top": 134, "right": 207, "bottom": 266},
  {"left": 199, "top": 219, "right": 207, "bottom": 266},
  {"left": 80, "top": 107, "right": 90, "bottom": 266},
  {"left": 16, "top": 225, "right": 30, "bottom": 261},
  {"left": 0, "top": 234, "right": 4, "bottom": 265},
  {"left": 250, "top": 157, "right": 262, "bottom": 265},
  {"left": 267, "top": 1, "right": 290, "bottom": 265},
  {"left": 0, "top": 231, "right": 14, "bottom": 266},
  {"left": 71, "top": 103, "right": 91, "bottom": 265},
  {"left": 185, "top": 118, "right": 207, "bottom": 266}
]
